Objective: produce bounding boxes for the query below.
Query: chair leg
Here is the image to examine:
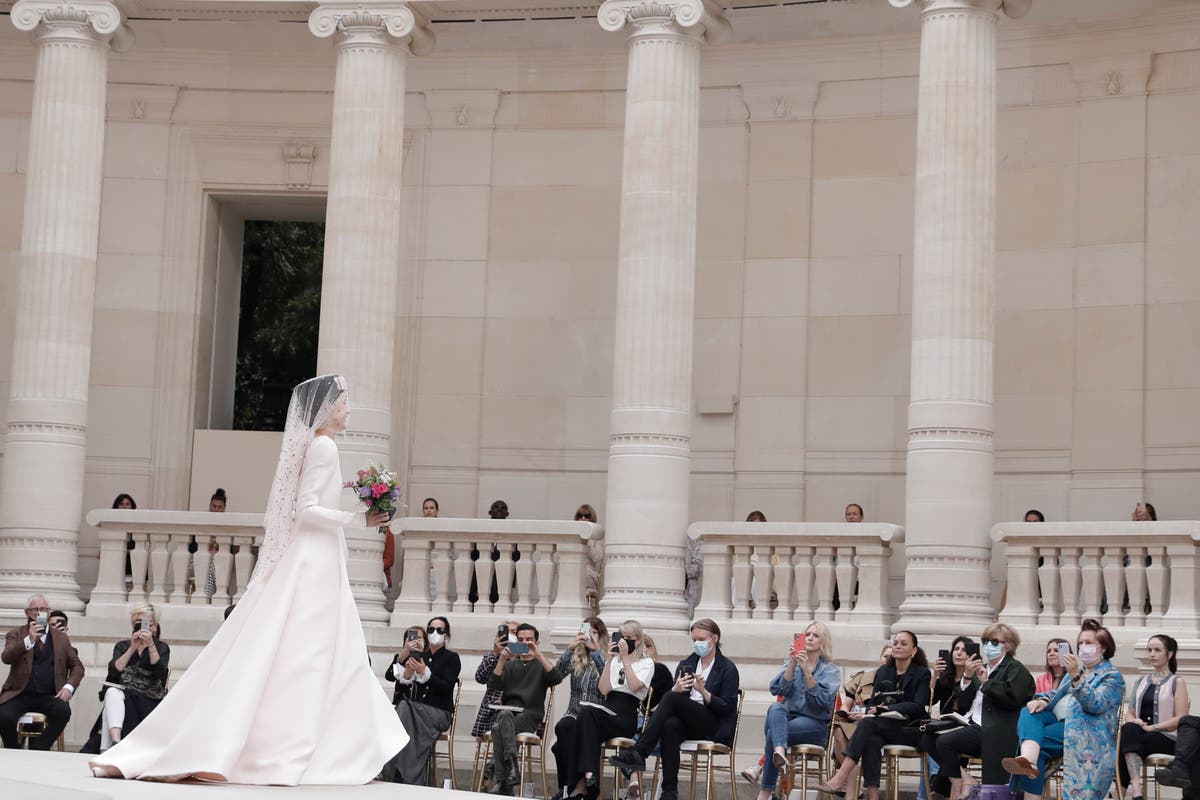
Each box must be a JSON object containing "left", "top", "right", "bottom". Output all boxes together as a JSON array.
[
  {"left": 690, "top": 752, "right": 700, "bottom": 800},
  {"left": 541, "top": 744, "right": 550, "bottom": 800}
]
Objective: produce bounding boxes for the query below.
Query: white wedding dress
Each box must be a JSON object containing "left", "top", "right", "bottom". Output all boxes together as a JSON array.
[{"left": 90, "top": 434, "right": 408, "bottom": 784}]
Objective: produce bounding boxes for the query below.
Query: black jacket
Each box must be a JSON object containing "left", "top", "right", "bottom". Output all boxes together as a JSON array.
[
  {"left": 386, "top": 646, "right": 462, "bottom": 714},
  {"left": 675, "top": 650, "right": 740, "bottom": 746},
  {"left": 871, "top": 661, "right": 932, "bottom": 721},
  {"left": 954, "top": 655, "right": 1035, "bottom": 784}
]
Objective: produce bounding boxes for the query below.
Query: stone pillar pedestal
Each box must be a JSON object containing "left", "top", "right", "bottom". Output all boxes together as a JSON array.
[
  {"left": 309, "top": 2, "right": 433, "bottom": 624},
  {"left": 0, "top": 1, "right": 132, "bottom": 621},
  {"left": 892, "top": 0, "right": 1030, "bottom": 634},
  {"left": 596, "top": 0, "right": 729, "bottom": 629}
]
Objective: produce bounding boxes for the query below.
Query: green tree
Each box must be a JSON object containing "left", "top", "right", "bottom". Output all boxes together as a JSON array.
[{"left": 234, "top": 220, "right": 324, "bottom": 431}]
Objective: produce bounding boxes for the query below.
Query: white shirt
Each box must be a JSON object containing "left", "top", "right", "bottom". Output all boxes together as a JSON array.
[
  {"left": 962, "top": 659, "right": 1002, "bottom": 725},
  {"left": 690, "top": 657, "right": 715, "bottom": 704},
  {"left": 608, "top": 656, "right": 654, "bottom": 700}
]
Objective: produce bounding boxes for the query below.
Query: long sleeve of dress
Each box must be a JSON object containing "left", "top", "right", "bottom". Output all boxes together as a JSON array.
[{"left": 295, "top": 437, "right": 365, "bottom": 532}]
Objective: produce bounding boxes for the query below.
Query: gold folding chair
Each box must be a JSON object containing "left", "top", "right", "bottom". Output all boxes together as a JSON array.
[
  {"left": 472, "top": 732, "right": 494, "bottom": 792},
  {"left": 429, "top": 678, "right": 462, "bottom": 788},
  {"left": 652, "top": 689, "right": 746, "bottom": 800},
  {"left": 787, "top": 715, "right": 838, "bottom": 797},
  {"left": 1140, "top": 753, "right": 1175, "bottom": 800},
  {"left": 516, "top": 686, "right": 556, "bottom": 800}
]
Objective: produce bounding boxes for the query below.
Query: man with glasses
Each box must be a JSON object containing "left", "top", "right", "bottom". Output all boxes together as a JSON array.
[
  {"left": 487, "top": 623, "right": 563, "bottom": 795},
  {"left": 0, "top": 593, "right": 85, "bottom": 749}
]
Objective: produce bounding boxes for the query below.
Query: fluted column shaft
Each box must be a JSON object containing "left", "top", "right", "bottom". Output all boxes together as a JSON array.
[
  {"left": 898, "top": 0, "right": 1027, "bottom": 632},
  {"left": 598, "top": 0, "right": 727, "bottom": 627},
  {"left": 0, "top": 1, "right": 130, "bottom": 619},
  {"left": 309, "top": 3, "right": 429, "bottom": 624}
]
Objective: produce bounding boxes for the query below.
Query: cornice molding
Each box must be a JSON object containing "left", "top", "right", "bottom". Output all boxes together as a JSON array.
[{"left": 887, "top": 0, "right": 1029, "bottom": 19}]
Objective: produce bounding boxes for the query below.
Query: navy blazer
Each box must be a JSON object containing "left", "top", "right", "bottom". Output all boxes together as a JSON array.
[{"left": 675, "top": 650, "right": 741, "bottom": 745}]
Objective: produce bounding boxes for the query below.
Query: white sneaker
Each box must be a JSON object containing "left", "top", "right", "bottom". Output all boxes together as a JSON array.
[{"left": 741, "top": 763, "right": 763, "bottom": 784}]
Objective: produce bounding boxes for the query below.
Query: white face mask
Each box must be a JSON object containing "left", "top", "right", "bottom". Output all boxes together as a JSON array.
[{"left": 428, "top": 632, "right": 445, "bottom": 647}]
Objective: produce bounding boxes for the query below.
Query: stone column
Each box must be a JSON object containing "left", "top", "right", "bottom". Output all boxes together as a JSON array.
[
  {"left": 0, "top": 1, "right": 131, "bottom": 620},
  {"left": 892, "top": 0, "right": 1030, "bottom": 633},
  {"left": 309, "top": 1, "right": 433, "bottom": 624},
  {"left": 597, "top": 0, "right": 729, "bottom": 629}
]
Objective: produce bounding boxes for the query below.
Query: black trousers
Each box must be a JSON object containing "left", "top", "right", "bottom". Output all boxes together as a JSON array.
[
  {"left": 844, "top": 714, "right": 923, "bottom": 788},
  {"left": 634, "top": 692, "right": 717, "bottom": 793},
  {"left": 1118, "top": 722, "right": 1176, "bottom": 786},
  {"left": 0, "top": 692, "right": 71, "bottom": 750},
  {"left": 553, "top": 715, "right": 583, "bottom": 792},
  {"left": 573, "top": 697, "right": 638, "bottom": 786},
  {"left": 930, "top": 725, "right": 981, "bottom": 780}
]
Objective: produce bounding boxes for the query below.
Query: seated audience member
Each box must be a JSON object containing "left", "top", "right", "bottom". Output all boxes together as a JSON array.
[
  {"left": 1025, "top": 509, "right": 1045, "bottom": 522},
  {"left": 48, "top": 611, "right": 70, "bottom": 636},
  {"left": 563, "top": 621, "right": 655, "bottom": 800},
  {"left": 818, "top": 631, "right": 931, "bottom": 800},
  {"left": 385, "top": 617, "right": 462, "bottom": 785},
  {"left": 609, "top": 619, "right": 740, "bottom": 800},
  {"left": 1035, "top": 638, "right": 1070, "bottom": 694},
  {"left": 551, "top": 616, "right": 609, "bottom": 798},
  {"left": 1119, "top": 635, "right": 1188, "bottom": 800},
  {"left": 1155, "top": 715, "right": 1200, "bottom": 792},
  {"left": 753, "top": 622, "right": 839, "bottom": 800},
  {"left": 113, "top": 493, "right": 137, "bottom": 585},
  {"left": 746, "top": 510, "right": 767, "bottom": 522},
  {"left": 82, "top": 605, "right": 170, "bottom": 753},
  {"left": 487, "top": 623, "right": 563, "bottom": 795},
  {"left": 1133, "top": 501, "right": 1158, "bottom": 521},
  {"left": 423, "top": 497, "right": 440, "bottom": 517},
  {"left": 845, "top": 504, "right": 864, "bottom": 523},
  {"left": 1003, "top": 619, "right": 1125, "bottom": 800},
  {"left": 641, "top": 633, "right": 674, "bottom": 712},
  {"left": 472, "top": 619, "right": 520, "bottom": 741},
  {"left": 818, "top": 644, "right": 891, "bottom": 789},
  {"left": 575, "top": 505, "right": 597, "bottom": 523},
  {"left": 0, "top": 593, "right": 85, "bottom": 750},
  {"left": 928, "top": 624, "right": 1034, "bottom": 800},
  {"left": 920, "top": 636, "right": 975, "bottom": 799}
]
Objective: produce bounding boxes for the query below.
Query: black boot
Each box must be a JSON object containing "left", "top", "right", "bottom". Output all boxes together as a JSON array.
[
  {"left": 1156, "top": 764, "right": 1191, "bottom": 791},
  {"left": 1158, "top": 716, "right": 1200, "bottom": 791}
]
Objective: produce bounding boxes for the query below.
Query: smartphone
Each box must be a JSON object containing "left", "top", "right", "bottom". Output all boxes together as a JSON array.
[
  {"left": 579, "top": 622, "right": 592, "bottom": 638},
  {"left": 677, "top": 664, "right": 695, "bottom": 679},
  {"left": 508, "top": 641, "right": 530, "bottom": 656},
  {"left": 938, "top": 649, "right": 951, "bottom": 665},
  {"left": 793, "top": 633, "right": 805, "bottom": 657},
  {"left": 964, "top": 641, "right": 980, "bottom": 659},
  {"left": 611, "top": 631, "right": 622, "bottom": 645},
  {"left": 35, "top": 612, "right": 48, "bottom": 629},
  {"left": 497, "top": 624, "right": 509, "bottom": 639},
  {"left": 1057, "top": 642, "right": 1071, "bottom": 658},
  {"left": 140, "top": 618, "right": 152, "bottom": 632},
  {"left": 835, "top": 708, "right": 851, "bottom": 719},
  {"left": 405, "top": 630, "right": 421, "bottom": 642},
  {"left": 408, "top": 650, "right": 425, "bottom": 663}
]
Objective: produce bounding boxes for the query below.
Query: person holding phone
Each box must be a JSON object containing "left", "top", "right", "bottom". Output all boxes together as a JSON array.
[
  {"left": 751, "top": 622, "right": 840, "bottom": 800},
  {"left": 79, "top": 605, "right": 168, "bottom": 753},
  {"left": 919, "top": 637, "right": 975, "bottom": 800},
  {"left": 819, "top": 631, "right": 931, "bottom": 800},
  {"left": 472, "top": 619, "right": 521, "bottom": 741},
  {"left": 1034, "top": 639, "right": 1071, "bottom": 694},
  {"left": 0, "top": 592, "right": 84, "bottom": 750},
  {"left": 1003, "top": 619, "right": 1125, "bottom": 800},
  {"left": 813, "top": 644, "right": 891, "bottom": 791},
  {"left": 487, "top": 623, "right": 564, "bottom": 794},
  {"left": 551, "top": 616, "right": 609, "bottom": 798},
  {"left": 383, "top": 617, "right": 462, "bottom": 786},
  {"left": 927, "top": 624, "right": 1034, "bottom": 800},
  {"left": 609, "top": 619, "right": 740, "bottom": 800},
  {"left": 1118, "top": 634, "right": 1189, "bottom": 800}
]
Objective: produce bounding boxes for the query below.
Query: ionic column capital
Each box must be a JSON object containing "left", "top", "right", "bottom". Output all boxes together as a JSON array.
[
  {"left": 309, "top": 1, "right": 435, "bottom": 54},
  {"left": 11, "top": 0, "right": 133, "bottom": 50},
  {"left": 598, "top": 0, "right": 731, "bottom": 44},
  {"left": 888, "top": 0, "right": 1030, "bottom": 19}
]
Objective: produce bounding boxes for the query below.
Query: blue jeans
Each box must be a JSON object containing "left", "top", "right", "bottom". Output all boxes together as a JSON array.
[
  {"left": 761, "top": 704, "right": 829, "bottom": 789},
  {"left": 1011, "top": 708, "right": 1064, "bottom": 796}
]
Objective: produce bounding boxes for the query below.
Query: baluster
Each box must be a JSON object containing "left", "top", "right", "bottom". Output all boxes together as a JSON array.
[
  {"left": 129, "top": 533, "right": 150, "bottom": 599},
  {"left": 148, "top": 533, "right": 169, "bottom": 604},
  {"left": 91, "top": 528, "right": 131, "bottom": 605},
  {"left": 533, "top": 543, "right": 555, "bottom": 614},
  {"left": 1146, "top": 546, "right": 1168, "bottom": 624},
  {"left": 792, "top": 546, "right": 814, "bottom": 620},
  {"left": 392, "top": 533, "right": 431, "bottom": 616},
  {"left": 834, "top": 546, "right": 856, "bottom": 620},
  {"left": 1037, "top": 548, "right": 1061, "bottom": 625},
  {"left": 730, "top": 546, "right": 752, "bottom": 619},
  {"left": 693, "top": 539, "right": 732, "bottom": 619},
  {"left": 232, "top": 535, "right": 254, "bottom": 602},
  {"left": 515, "top": 541, "right": 535, "bottom": 613},
  {"left": 430, "top": 540, "right": 452, "bottom": 608},
  {"left": 452, "top": 543, "right": 474, "bottom": 613},
  {"left": 1002, "top": 540, "right": 1039, "bottom": 626},
  {"left": 212, "top": 536, "right": 234, "bottom": 606},
  {"left": 753, "top": 546, "right": 773, "bottom": 620},
  {"left": 1079, "top": 547, "right": 1103, "bottom": 618},
  {"left": 167, "top": 533, "right": 191, "bottom": 605},
  {"left": 1125, "top": 546, "right": 1148, "bottom": 626},
  {"left": 1059, "top": 548, "right": 1082, "bottom": 625},
  {"left": 850, "top": 541, "right": 888, "bottom": 626},
  {"left": 813, "top": 546, "right": 836, "bottom": 621},
  {"left": 772, "top": 547, "right": 794, "bottom": 620},
  {"left": 556, "top": 536, "right": 590, "bottom": 619},
  {"left": 494, "top": 545, "right": 516, "bottom": 612},
  {"left": 1163, "top": 543, "right": 1198, "bottom": 633},
  {"left": 1100, "top": 547, "right": 1127, "bottom": 627}
]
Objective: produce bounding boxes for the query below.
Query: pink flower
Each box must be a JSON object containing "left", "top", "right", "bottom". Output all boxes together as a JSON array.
[
  {"left": 372, "top": 483, "right": 388, "bottom": 498},
  {"left": 358, "top": 469, "right": 367, "bottom": 478}
]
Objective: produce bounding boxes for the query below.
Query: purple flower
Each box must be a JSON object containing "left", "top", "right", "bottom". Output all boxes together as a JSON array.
[
  {"left": 390, "top": 488, "right": 400, "bottom": 500},
  {"left": 358, "top": 486, "right": 372, "bottom": 499}
]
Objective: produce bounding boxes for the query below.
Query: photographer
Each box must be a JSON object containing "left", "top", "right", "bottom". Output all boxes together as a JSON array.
[
  {"left": 0, "top": 593, "right": 85, "bottom": 750},
  {"left": 487, "top": 623, "right": 564, "bottom": 795},
  {"left": 384, "top": 617, "right": 462, "bottom": 785},
  {"left": 472, "top": 619, "right": 520, "bottom": 739},
  {"left": 551, "top": 616, "right": 609, "bottom": 799},
  {"left": 81, "top": 605, "right": 170, "bottom": 753},
  {"left": 819, "top": 631, "right": 932, "bottom": 800},
  {"left": 609, "top": 619, "right": 740, "bottom": 800}
]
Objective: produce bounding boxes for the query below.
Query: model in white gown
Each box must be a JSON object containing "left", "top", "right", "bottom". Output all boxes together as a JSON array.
[{"left": 90, "top": 375, "right": 409, "bottom": 785}]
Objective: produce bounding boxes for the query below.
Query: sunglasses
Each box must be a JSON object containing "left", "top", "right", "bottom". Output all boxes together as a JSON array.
[
  {"left": 575, "top": 514, "right": 593, "bottom": 521},
  {"left": 982, "top": 638, "right": 1005, "bottom": 647},
  {"left": 426, "top": 626, "right": 448, "bottom": 635}
]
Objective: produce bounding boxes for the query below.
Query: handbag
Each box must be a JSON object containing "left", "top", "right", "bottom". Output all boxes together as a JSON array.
[{"left": 915, "top": 718, "right": 961, "bottom": 734}]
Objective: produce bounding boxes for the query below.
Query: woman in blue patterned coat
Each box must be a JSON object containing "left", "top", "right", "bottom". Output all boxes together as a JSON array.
[{"left": 1002, "top": 618, "right": 1126, "bottom": 800}]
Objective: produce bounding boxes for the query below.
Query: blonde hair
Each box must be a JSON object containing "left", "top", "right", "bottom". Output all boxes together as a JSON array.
[
  {"left": 804, "top": 620, "right": 833, "bottom": 661},
  {"left": 130, "top": 604, "right": 159, "bottom": 634},
  {"left": 619, "top": 620, "right": 648, "bottom": 659},
  {"left": 982, "top": 622, "right": 1021, "bottom": 656},
  {"left": 571, "top": 616, "right": 608, "bottom": 676}
]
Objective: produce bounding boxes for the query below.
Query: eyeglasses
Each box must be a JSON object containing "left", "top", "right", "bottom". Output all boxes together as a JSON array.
[
  {"left": 982, "top": 638, "right": 1005, "bottom": 647},
  {"left": 426, "top": 626, "right": 448, "bottom": 635},
  {"left": 27, "top": 607, "right": 50, "bottom": 613}
]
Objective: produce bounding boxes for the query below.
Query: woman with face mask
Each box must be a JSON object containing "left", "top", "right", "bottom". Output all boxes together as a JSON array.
[
  {"left": 926, "top": 624, "right": 1034, "bottom": 800},
  {"left": 383, "top": 617, "right": 462, "bottom": 785},
  {"left": 608, "top": 619, "right": 740, "bottom": 800},
  {"left": 1003, "top": 618, "right": 1126, "bottom": 800}
]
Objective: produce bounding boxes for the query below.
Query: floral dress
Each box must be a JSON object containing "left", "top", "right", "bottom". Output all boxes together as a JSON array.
[{"left": 1061, "top": 659, "right": 1126, "bottom": 800}]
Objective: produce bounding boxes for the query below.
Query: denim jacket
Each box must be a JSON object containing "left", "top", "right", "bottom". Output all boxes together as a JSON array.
[{"left": 769, "top": 656, "right": 839, "bottom": 721}]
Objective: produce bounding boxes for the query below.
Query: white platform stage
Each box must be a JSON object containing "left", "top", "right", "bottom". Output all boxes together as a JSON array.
[{"left": 0, "top": 751, "right": 482, "bottom": 800}]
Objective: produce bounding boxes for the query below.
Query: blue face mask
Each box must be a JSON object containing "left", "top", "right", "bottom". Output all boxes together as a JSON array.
[
  {"left": 692, "top": 639, "right": 712, "bottom": 658},
  {"left": 982, "top": 642, "right": 1005, "bottom": 662}
]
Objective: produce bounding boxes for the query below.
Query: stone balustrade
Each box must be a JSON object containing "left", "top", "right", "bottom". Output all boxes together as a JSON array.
[
  {"left": 689, "top": 522, "right": 904, "bottom": 641},
  {"left": 389, "top": 517, "right": 603, "bottom": 624},
  {"left": 992, "top": 520, "right": 1200, "bottom": 637},
  {"left": 85, "top": 509, "right": 264, "bottom": 614}
]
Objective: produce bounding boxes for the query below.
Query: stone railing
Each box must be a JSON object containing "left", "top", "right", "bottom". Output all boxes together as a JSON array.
[
  {"left": 689, "top": 522, "right": 904, "bottom": 637},
  {"left": 992, "top": 521, "right": 1200, "bottom": 636},
  {"left": 389, "top": 517, "right": 604, "bottom": 623},
  {"left": 85, "top": 509, "right": 264, "bottom": 613}
]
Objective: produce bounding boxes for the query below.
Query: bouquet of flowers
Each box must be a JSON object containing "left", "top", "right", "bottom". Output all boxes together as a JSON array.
[{"left": 345, "top": 465, "right": 405, "bottom": 524}]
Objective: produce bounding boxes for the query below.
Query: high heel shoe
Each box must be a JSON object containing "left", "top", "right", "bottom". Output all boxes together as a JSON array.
[{"left": 817, "top": 783, "right": 847, "bottom": 798}]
